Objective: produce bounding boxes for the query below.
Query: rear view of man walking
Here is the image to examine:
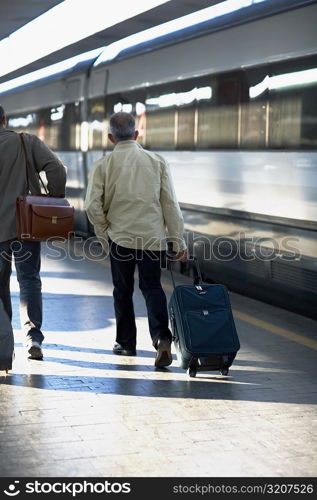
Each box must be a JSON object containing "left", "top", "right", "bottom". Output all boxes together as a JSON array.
[
  {"left": 85, "top": 112, "right": 187, "bottom": 367},
  {"left": 0, "top": 105, "right": 66, "bottom": 360}
]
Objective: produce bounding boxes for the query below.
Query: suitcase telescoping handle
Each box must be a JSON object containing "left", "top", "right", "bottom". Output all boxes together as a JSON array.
[{"left": 168, "top": 254, "right": 203, "bottom": 290}]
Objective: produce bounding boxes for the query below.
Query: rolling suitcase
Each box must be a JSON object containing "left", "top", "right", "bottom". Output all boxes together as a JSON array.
[{"left": 168, "top": 257, "right": 240, "bottom": 377}]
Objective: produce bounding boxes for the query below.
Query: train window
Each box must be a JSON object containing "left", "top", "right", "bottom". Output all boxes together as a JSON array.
[
  {"left": 145, "top": 109, "right": 176, "bottom": 149},
  {"left": 196, "top": 73, "right": 239, "bottom": 149},
  {"left": 7, "top": 112, "right": 39, "bottom": 136},
  {"left": 215, "top": 73, "right": 240, "bottom": 106},
  {"left": 176, "top": 87, "right": 212, "bottom": 149},
  {"left": 88, "top": 97, "right": 107, "bottom": 150},
  {"left": 42, "top": 105, "right": 64, "bottom": 150},
  {"left": 269, "top": 91, "right": 302, "bottom": 148},
  {"left": 300, "top": 85, "right": 317, "bottom": 148},
  {"left": 247, "top": 55, "right": 317, "bottom": 150},
  {"left": 61, "top": 102, "right": 81, "bottom": 151},
  {"left": 268, "top": 65, "right": 317, "bottom": 149},
  {"left": 196, "top": 105, "right": 214, "bottom": 148},
  {"left": 144, "top": 80, "right": 212, "bottom": 150},
  {"left": 7, "top": 108, "right": 63, "bottom": 151},
  {"left": 99, "top": 55, "right": 317, "bottom": 152},
  {"left": 146, "top": 86, "right": 211, "bottom": 108},
  {"left": 240, "top": 100, "right": 267, "bottom": 148},
  {"left": 197, "top": 104, "right": 239, "bottom": 148},
  {"left": 176, "top": 108, "right": 195, "bottom": 149},
  {"left": 240, "top": 66, "right": 268, "bottom": 148}
]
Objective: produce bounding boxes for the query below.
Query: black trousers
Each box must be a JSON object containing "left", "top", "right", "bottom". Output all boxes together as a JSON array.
[{"left": 109, "top": 240, "right": 172, "bottom": 350}]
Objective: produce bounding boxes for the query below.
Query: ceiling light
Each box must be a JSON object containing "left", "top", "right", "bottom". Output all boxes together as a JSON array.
[
  {"left": 0, "top": 0, "right": 170, "bottom": 79},
  {"left": 0, "top": 48, "right": 103, "bottom": 94},
  {"left": 94, "top": 0, "right": 270, "bottom": 66}
]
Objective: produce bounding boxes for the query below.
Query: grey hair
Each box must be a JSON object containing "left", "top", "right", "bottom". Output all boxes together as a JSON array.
[
  {"left": 0, "top": 105, "right": 5, "bottom": 123},
  {"left": 109, "top": 112, "right": 135, "bottom": 140}
]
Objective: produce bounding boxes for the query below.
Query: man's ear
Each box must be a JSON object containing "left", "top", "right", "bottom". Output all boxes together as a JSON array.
[
  {"left": 108, "top": 133, "right": 116, "bottom": 144},
  {"left": 134, "top": 130, "right": 139, "bottom": 140}
]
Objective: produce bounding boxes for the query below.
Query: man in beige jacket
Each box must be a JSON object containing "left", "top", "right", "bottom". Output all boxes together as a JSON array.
[
  {"left": 0, "top": 105, "right": 66, "bottom": 360},
  {"left": 85, "top": 112, "right": 187, "bottom": 367}
]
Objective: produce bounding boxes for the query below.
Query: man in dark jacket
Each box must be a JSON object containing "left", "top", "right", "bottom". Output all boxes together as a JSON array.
[{"left": 0, "top": 105, "right": 66, "bottom": 360}]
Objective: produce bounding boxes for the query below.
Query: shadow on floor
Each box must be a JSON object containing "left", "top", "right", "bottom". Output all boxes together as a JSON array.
[
  {"left": 14, "top": 343, "right": 158, "bottom": 357},
  {"left": 33, "top": 355, "right": 179, "bottom": 372},
  {"left": 11, "top": 294, "right": 118, "bottom": 331},
  {"left": 1, "top": 370, "right": 316, "bottom": 405}
]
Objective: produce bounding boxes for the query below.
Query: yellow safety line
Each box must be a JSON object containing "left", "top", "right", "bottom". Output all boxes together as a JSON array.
[
  {"left": 64, "top": 243, "right": 317, "bottom": 352},
  {"left": 161, "top": 280, "right": 317, "bottom": 351},
  {"left": 232, "top": 310, "right": 317, "bottom": 352}
]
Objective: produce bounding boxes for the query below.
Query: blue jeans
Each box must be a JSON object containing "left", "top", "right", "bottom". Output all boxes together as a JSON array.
[{"left": 0, "top": 239, "right": 44, "bottom": 344}]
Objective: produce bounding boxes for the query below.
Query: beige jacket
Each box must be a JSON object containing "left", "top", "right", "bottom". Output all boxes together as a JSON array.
[
  {"left": 0, "top": 128, "right": 66, "bottom": 243},
  {"left": 85, "top": 140, "right": 186, "bottom": 251}
]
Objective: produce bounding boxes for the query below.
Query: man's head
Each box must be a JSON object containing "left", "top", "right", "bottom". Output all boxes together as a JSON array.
[
  {"left": 0, "top": 105, "right": 6, "bottom": 127},
  {"left": 108, "top": 112, "right": 138, "bottom": 144}
]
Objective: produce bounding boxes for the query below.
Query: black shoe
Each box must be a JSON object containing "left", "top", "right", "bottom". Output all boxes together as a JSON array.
[
  {"left": 113, "top": 343, "right": 136, "bottom": 356},
  {"left": 155, "top": 339, "right": 172, "bottom": 368},
  {"left": 27, "top": 341, "right": 43, "bottom": 360}
]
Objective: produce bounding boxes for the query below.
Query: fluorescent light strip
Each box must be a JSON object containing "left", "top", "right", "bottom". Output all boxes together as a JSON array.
[
  {"left": 94, "top": 0, "right": 270, "bottom": 66},
  {"left": 250, "top": 68, "right": 317, "bottom": 98},
  {"left": 0, "top": 0, "right": 170, "bottom": 79},
  {"left": 0, "top": 0, "right": 270, "bottom": 94},
  {"left": 145, "top": 86, "right": 212, "bottom": 107},
  {"left": 0, "top": 48, "right": 103, "bottom": 94},
  {"left": 8, "top": 115, "right": 35, "bottom": 128}
]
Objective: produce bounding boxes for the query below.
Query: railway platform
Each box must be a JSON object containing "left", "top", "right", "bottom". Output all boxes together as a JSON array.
[{"left": 0, "top": 241, "right": 316, "bottom": 478}]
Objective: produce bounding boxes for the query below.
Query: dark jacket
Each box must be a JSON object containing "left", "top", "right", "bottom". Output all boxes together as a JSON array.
[{"left": 0, "top": 128, "right": 66, "bottom": 242}]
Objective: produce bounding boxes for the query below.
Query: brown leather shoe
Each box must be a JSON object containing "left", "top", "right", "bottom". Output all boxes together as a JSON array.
[{"left": 155, "top": 339, "right": 172, "bottom": 368}]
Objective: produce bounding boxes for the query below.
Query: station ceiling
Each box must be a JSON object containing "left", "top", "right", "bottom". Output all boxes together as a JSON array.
[
  {"left": 0, "top": 0, "right": 220, "bottom": 83},
  {"left": 0, "top": 0, "right": 63, "bottom": 39}
]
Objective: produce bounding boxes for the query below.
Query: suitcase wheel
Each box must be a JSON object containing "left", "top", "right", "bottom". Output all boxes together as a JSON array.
[
  {"left": 187, "top": 358, "right": 198, "bottom": 378},
  {"left": 187, "top": 367, "right": 197, "bottom": 378},
  {"left": 220, "top": 368, "right": 229, "bottom": 376}
]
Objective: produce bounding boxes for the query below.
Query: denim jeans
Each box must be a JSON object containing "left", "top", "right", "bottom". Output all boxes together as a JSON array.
[
  {"left": 0, "top": 239, "right": 44, "bottom": 344},
  {"left": 109, "top": 240, "right": 172, "bottom": 350}
]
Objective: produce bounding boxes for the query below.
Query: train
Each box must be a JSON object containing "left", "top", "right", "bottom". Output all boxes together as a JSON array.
[{"left": 1, "top": 0, "right": 316, "bottom": 317}]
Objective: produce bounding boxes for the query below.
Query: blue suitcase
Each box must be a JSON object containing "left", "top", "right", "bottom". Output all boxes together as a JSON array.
[{"left": 168, "top": 258, "right": 240, "bottom": 377}]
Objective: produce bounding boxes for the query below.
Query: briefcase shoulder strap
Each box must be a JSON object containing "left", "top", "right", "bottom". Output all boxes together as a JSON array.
[{"left": 19, "top": 133, "right": 48, "bottom": 195}]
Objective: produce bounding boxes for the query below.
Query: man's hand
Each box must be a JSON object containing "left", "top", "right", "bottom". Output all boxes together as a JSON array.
[{"left": 173, "top": 248, "right": 189, "bottom": 262}]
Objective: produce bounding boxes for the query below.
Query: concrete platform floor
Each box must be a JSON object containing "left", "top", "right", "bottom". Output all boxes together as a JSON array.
[{"left": 0, "top": 241, "right": 317, "bottom": 477}]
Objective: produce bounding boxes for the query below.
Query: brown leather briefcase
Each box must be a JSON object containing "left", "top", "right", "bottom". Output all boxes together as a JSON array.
[
  {"left": 16, "top": 133, "right": 74, "bottom": 241},
  {"left": 16, "top": 195, "right": 74, "bottom": 241}
]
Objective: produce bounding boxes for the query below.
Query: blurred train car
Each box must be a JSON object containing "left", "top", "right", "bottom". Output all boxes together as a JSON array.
[{"left": 1, "top": 0, "right": 316, "bottom": 317}]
